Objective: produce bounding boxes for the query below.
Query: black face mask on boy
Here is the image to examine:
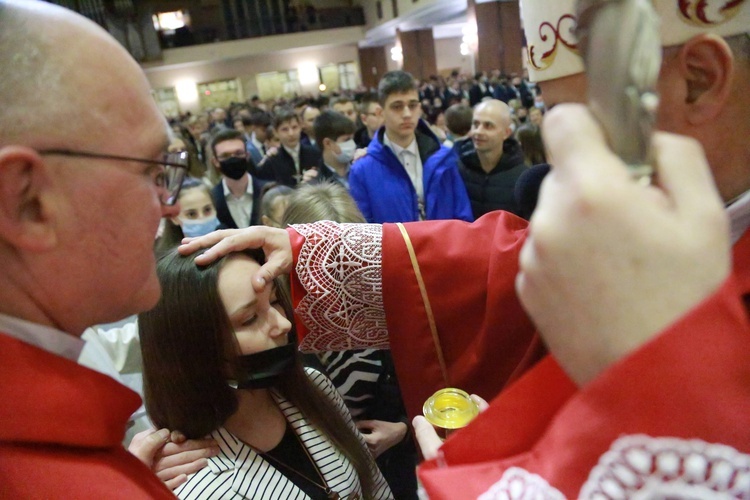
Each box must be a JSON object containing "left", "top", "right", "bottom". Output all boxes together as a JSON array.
[{"left": 219, "top": 156, "right": 251, "bottom": 180}]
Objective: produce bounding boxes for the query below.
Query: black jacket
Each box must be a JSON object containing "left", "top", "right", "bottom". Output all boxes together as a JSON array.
[
  {"left": 257, "top": 143, "right": 322, "bottom": 187},
  {"left": 211, "top": 176, "right": 267, "bottom": 229},
  {"left": 456, "top": 137, "right": 527, "bottom": 219}
]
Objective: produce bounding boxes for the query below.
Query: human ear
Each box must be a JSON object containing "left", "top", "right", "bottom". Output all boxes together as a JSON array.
[
  {"left": 0, "top": 146, "right": 58, "bottom": 251},
  {"left": 678, "top": 34, "right": 734, "bottom": 125}
]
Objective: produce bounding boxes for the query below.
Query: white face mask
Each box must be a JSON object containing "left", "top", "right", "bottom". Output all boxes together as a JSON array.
[{"left": 334, "top": 139, "right": 357, "bottom": 164}]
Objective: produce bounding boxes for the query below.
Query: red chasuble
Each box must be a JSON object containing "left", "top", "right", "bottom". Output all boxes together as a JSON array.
[
  {"left": 417, "top": 231, "right": 750, "bottom": 498},
  {"left": 288, "top": 211, "right": 546, "bottom": 421},
  {"left": 0, "top": 334, "right": 175, "bottom": 499}
]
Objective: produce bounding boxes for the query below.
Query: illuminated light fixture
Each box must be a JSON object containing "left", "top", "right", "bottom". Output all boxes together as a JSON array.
[
  {"left": 461, "top": 22, "right": 478, "bottom": 56},
  {"left": 298, "top": 62, "right": 319, "bottom": 86},
  {"left": 319, "top": 83, "right": 327, "bottom": 92},
  {"left": 390, "top": 46, "right": 403, "bottom": 62},
  {"left": 153, "top": 11, "right": 186, "bottom": 33},
  {"left": 175, "top": 79, "right": 199, "bottom": 103}
]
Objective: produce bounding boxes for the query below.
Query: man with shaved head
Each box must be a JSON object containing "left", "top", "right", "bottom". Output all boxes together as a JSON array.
[
  {"left": 0, "top": 1, "right": 185, "bottom": 496},
  {"left": 457, "top": 99, "right": 527, "bottom": 218}
]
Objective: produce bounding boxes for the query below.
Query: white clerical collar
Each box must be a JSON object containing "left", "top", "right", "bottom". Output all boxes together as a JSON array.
[
  {"left": 727, "top": 188, "right": 750, "bottom": 244},
  {"left": 0, "top": 312, "right": 84, "bottom": 361}
]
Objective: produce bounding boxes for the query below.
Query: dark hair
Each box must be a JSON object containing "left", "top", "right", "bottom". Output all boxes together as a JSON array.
[
  {"left": 330, "top": 96, "right": 353, "bottom": 108},
  {"left": 377, "top": 70, "right": 417, "bottom": 105},
  {"left": 210, "top": 128, "right": 245, "bottom": 157},
  {"left": 273, "top": 107, "right": 299, "bottom": 129},
  {"left": 260, "top": 183, "right": 294, "bottom": 220},
  {"left": 358, "top": 92, "right": 379, "bottom": 114},
  {"left": 515, "top": 123, "right": 547, "bottom": 166},
  {"left": 247, "top": 109, "right": 272, "bottom": 128},
  {"left": 445, "top": 103, "right": 473, "bottom": 137},
  {"left": 139, "top": 249, "right": 379, "bottom": 498},
  {"left": 313, "top": 110, "right": 356, "bottom": 146}
]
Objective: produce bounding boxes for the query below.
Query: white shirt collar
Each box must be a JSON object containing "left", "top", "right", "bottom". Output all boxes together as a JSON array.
[
  {"left": 383, "top": 132, "right": 418, "bottom": 159},
  {"left": 222, "top": 174, "right": 253, "bottom": 198},
  {"left": 283, "top": 144, "right": 301, "bottom": 158},
  {"left": 0, "top": 312, "right": 84, "bottom": 361}
]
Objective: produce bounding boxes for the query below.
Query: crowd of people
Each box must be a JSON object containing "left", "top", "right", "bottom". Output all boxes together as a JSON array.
[
  {"left": 161, "top": 68, "right": 547, "bottom": 237},
  {"left": 1, "top": 0, "right": 748, "bottom": 499}
]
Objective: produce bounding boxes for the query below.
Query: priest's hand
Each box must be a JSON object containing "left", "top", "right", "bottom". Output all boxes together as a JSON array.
[
  {"left": 516, "top": 104, "right": 731, "bottom": 387},
  {"left": 412, "top": 394, "right": 489, "bottom": 461},
  {"left": 412, "top": 416, "right": 442, "bottom": 461},
  {"left": 179, "top": 227, "right": 293, "bottom": 293}
]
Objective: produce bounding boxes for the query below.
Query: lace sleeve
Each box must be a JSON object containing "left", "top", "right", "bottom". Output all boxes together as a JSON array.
[{"left": 290, "top": 221, "right": 389, "bottom": 352}]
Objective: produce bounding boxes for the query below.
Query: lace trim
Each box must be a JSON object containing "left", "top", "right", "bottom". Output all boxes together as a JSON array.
[
  {"left": 580, "top": 435, "right": 750, "bottom": 498},
  {"left": 478, "top": 467, "right": 565, "bottom": 500},
  {"left": 291, "top": 221, "right": 389, "bottom": 352},
  {"left": 478, "top": 436, "right": 750, "bottom": 499}
]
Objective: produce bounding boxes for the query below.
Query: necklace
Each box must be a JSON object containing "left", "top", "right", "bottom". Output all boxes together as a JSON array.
[{"left": 255, "top": 427, "right": 341, "bottom": 500}]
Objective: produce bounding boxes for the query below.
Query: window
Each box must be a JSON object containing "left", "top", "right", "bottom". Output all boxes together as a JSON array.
[
  {"left": 152, "top": 87, "right": 180, "bottom": 119},
  {"left": 197, "top": 78, "right": 243, "bottom": 111},
  {"left": 376, "top": 1, "right": 383, "bottom": 19},
  {"left": 256, "top": 70, "right": 302, "bottom": 101}
]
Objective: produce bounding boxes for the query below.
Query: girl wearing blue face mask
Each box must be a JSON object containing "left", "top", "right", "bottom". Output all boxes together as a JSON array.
[
  {"left": 175, "top": 178, "right": 221, "bottom": 237},
  {"left": 155, "top": 178, "right": 223, "bottom": 255}
]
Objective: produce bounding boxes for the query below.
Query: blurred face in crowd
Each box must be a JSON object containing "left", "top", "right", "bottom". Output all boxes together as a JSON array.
[
  {"left": 471, "top": 100, "right": 512, "bottom": 155},
  {"left": 333, "top": 101, "right": 357, "bottom": 123},
  {"left": 301, "top": 106, "right": 320, "bottom": 135},
  {"left": 382, "top": 90, "right": 421, "bottom": 145},
  {"left": 176, "top": 187, "right": 216, "bottom": 225},
  {"left": 213, "top": 138, "right": 246, "bottom": 163},
  {"left": 265, "top": 129, "right": 281, "bottom": 150},
  {"left": 276, "top": 118, "right": 301, "bottom": 149},
  {"left": 360, "top": 102, "right": 383, "bottom": 135},
  {"left": 529, "top": 107, "right": 543, "bottom": 126},
  {"left": 212, "top": 108, "right": 227, "bottom": 124}
]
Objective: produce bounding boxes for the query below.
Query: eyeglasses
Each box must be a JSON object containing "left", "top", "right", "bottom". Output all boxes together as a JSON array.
[{"left": 39, "top": 149, "right": 189, "bottom": 206}]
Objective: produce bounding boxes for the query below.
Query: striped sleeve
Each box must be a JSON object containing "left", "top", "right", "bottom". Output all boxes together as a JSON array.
[{"left": 306, "top": 368, "right": 394, "bottom": 499}]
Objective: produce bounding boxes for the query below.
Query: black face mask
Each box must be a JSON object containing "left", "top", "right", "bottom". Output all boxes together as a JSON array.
[
  {"left": 230, "top": 342, "right": 297, "bottom": 390},
  {"left": 219, "top": 156, "right": 250, "bottom": 180}
]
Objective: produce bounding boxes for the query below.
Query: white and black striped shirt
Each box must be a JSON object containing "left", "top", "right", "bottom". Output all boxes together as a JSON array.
[{"left": 174, "top": 369, "right": 392, "bottom": 499}]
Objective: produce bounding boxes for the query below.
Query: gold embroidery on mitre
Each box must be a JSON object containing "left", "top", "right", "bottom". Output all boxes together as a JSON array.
[
  {"left": 676, "top": 0, "right": 745, "bottom": 27},
  {"left": 527, "top": 14, "right": 580, "bottom": 71}
]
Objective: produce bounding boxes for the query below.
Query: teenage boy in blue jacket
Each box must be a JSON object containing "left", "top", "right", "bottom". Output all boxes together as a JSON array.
[{"left": 349, "top": 71, "right": 473, "bottom": 224}]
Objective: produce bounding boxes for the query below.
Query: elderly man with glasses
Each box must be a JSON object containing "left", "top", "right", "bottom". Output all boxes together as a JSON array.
[{"left": 0, "top": 1, "right": 189, "bottom": 497}]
